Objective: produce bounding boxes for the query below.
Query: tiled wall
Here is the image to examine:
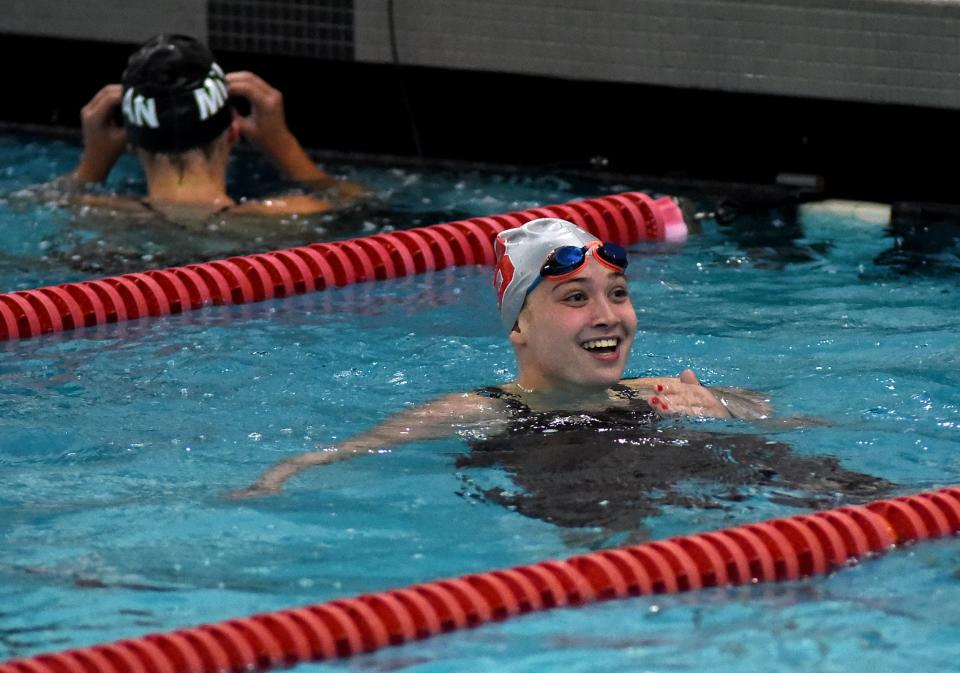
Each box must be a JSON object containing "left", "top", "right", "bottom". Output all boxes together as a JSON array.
[
  {"left": 208, "top": 0, "right": 353, "bottom": 59},
  {"left": 7, "top": 0, "right": 960, "bottom": 110}
]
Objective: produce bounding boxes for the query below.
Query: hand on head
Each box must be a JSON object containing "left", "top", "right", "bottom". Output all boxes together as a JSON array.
[
  {"left": 225, "top": 71, "right": 295, "bottom": 154},
  {"left": 73, "top": 84, "right": 128, "bottom": 182},
  {"left": 225, "top": 70, "right": 338, "bottom": 188}
]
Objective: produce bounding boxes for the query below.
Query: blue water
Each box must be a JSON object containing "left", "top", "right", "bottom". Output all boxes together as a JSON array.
[{"left": 2, "top": 132, "right": 960, "bottom": 671}]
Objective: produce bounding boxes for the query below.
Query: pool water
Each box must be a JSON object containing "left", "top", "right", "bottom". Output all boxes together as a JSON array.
[{"left": 2, "top": 132, "right": 960, "bottom": 672}]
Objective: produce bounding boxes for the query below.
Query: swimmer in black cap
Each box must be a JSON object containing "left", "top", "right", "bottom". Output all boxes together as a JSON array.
[
  {"left": 68, "top": 34, "right": 364, "bottom": 219},
  {"left": 230, "top": 218, "right": 889, "bottom": 533}
]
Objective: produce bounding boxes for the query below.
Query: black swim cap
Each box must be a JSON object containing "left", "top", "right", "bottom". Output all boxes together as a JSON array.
[{"left": 121, "top": 34, "right": 232, "bottom": 153}]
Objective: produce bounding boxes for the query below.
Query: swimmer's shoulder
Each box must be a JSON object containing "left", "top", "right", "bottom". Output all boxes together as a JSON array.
[
  {"left": 74, "top": 194, "right": 332, "bottom": 221},
  {"left": 65, "top": 193, "right": 209, "bottom": 222},
  {"left": 229, "top": 194, "right": 334, "bottom": 216},
  {"left": 67, "top": 187, "right": 345, "bottom": 218},
  {"left": 393, "top": 390, "right": 516, "bottom": 429},
  {"left": 70, "top": 192, "right": 155, "bottom": 214},
  {"left": 431, "top": 389, "right": 515, "bottom": 417}
]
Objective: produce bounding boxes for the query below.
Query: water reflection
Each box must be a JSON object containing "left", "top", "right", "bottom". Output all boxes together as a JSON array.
[{"left": 871, "top": 202, "right": 960, "bottom": 277}]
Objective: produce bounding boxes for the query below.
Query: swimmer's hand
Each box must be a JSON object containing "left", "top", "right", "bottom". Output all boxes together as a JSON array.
[
  {"left": 226, "top": 71, "right": 332, "bottom": 183},
  {"left": 73, "top": 84, "right": 128, "bottom": 183},
  {"left": 224, "top": 448, "right": 357, "bottom": 499},
  {"left": 224, "top": 481, "right": 284, "bottom": 500},
  {"left": 226, "top": 71, "right": 368, "bottom": 204},
  {"left": 629, "top": 369, "right": 772, "bottom": 420}
]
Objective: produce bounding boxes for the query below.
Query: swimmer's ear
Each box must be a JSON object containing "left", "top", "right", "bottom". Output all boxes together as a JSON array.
[
  {"left": 226, "top": 120, "right": 241, "bottom": 144},
  {"left": 508, "top": 315, "right": 528, "bottom": 347},
  {"left": 229, "top": 95, "right": 251, "bottom": 117},
  {"left": 111, "top": 103, "right": 124, "bottom": 128}
]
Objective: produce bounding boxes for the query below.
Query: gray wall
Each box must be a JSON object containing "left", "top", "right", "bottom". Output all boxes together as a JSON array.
[
  {"left": 3, "top": 0, "right": 204, "bottom": 44},
  {"left": 7, "top": 0, "right": 960, "bottom": 110},
  {"left": 356, "top": 0, "right": 960, "bottom": 109}
]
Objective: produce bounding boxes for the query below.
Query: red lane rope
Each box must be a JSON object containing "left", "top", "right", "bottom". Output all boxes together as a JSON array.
[
  {"left": 0, "top": 192, "right": 687, "bottom": 341},
  {"left": 3, "top": 487, "right": 959, "bottom": 673}
]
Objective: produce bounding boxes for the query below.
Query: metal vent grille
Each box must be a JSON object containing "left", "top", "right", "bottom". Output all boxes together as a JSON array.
[{"left": 208, "top": 0, "right": 354, "bottom": 60}]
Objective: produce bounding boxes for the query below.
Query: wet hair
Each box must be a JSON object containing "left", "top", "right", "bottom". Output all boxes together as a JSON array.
[{"left": 121, "top": 34, "right": 232, "bottom": 153}]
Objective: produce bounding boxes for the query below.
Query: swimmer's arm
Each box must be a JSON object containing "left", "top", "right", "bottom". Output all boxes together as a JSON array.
[
  {"left": 258, "top": 137, "right": 368, "bottom": 205},
  {"left": 226, "top": 71, "right": 368, "bottom": 204},
  {"left": 29, "top": 86, "right": 127, "bottom": 200},
  {"left": 624, "top": 369, "right": 773, "bottom": 420},
  {"left": 227, "top": 392, "right": 502, "bottom": 499},
  {"left": 705, "top": 386, "right": 775, "bottom": 421},
  {"left": 70, "top": 84, "right": 128, "bottom": 184}
]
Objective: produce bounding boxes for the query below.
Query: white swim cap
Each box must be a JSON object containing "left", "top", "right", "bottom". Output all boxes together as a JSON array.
[{"left": 493, "top": 218, "right": 601, "bottom": 333}]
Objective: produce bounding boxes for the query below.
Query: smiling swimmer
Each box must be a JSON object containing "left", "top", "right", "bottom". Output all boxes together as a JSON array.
[{"left": 227, "top": 218, "right": 798, "bottom": 500}]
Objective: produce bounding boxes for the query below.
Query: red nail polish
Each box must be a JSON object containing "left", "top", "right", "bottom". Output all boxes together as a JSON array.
[
  {"left": 656, "top": 384, "right": 664, "bottom": 392},
  {"left": 651, "top": 397, "right": 660, "bottom": 405},
  {"left": 661, "top": 404, "right": 669, "bottom": 411}
]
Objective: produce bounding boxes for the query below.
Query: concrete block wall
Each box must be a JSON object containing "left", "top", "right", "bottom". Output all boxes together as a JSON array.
[
  {"left": 4, "top": 0, "right": 204, "bottom": 44},
  {"left": 355, "top": 0, "right": 960, "bottom": 110},
  {"left": 7, "top": 1, "right": 959, "bottom": 110}
]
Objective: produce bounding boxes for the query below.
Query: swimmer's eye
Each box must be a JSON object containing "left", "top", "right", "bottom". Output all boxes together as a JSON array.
[
  {"left": 561, "top": 291, "right": 588, "bottom": 304},
  {"left": 610, "top": 286, "right": 630, "bottom": 301}
]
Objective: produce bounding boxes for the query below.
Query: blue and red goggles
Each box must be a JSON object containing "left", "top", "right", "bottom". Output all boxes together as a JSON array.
[{"left": 540, "top": 240, "right": 629, "bottom": 280}]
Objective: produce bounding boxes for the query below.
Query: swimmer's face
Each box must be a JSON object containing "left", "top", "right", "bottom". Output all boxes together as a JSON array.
[{"left": 510, "top": 259, "right": 636, "bottom": 394}]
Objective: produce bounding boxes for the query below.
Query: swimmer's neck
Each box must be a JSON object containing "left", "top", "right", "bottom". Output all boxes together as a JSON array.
[
  {"left": 139, "top": 149, "right": 235, "bottom": 208},
  {"left": 144, "top": 172, "right": 234, "bottom": 208},
  {"left": 505, "top": 379, "right": 615, "bottom": 411}
]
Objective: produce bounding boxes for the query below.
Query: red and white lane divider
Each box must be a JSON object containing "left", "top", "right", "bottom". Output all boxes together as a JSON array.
[
  {"left": 2, "top": 487, "right": 958, "bottom": 673},
  {"left": 0, "top": 192, "right": 687, "bottom": 341}
]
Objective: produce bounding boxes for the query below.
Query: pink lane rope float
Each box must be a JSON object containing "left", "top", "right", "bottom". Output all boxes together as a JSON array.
[
  {"left": 2, "top": 487, "right": 959, "bottom": 673},
  {"left": 0, "top": 192, "right": 687, "bottom": 341}
]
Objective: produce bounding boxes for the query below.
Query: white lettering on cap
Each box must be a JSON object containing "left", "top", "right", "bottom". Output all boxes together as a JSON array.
[
  {"left": 122, "top": 88, "right": 159, "bottom": 128},
  {"left": 193, "top": 66, "right": 229, "bottom": 121}
]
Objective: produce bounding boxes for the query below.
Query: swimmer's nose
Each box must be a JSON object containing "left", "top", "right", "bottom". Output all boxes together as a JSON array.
[{"left": 591, "top": 295, "right": 620, "bottom": 327}]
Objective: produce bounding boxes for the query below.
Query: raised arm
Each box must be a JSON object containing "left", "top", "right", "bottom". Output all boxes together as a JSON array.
[
  {"left": 227, "top": 391, "right": 503, "bottom": 499},
  {"left": 225, "top": 71, "right": 367, "bottom": 205},
  {"left": 70, "top": 84, "right": 128, "bottom": 184}
]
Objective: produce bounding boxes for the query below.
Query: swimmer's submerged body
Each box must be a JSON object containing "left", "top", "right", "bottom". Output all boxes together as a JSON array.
[
  {"left": 459, "top": 385, "right": 889, "bottom": 538},
  {"left": 52, "top": 35, "right": 366, "bottom": 225},
  {"left": 21, "top": 34, "right": 371, "bottom": 273},
  {"left": 229, "top": 218, "right": 891, "bottom": 536},
  {"left": 38, "top": 192, "right": 365, "bottom": 275}
]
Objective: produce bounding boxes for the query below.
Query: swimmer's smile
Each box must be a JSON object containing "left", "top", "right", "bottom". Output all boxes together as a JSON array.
[{"left": 581, "top": 337, "right": 622, "bottom": 359}]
